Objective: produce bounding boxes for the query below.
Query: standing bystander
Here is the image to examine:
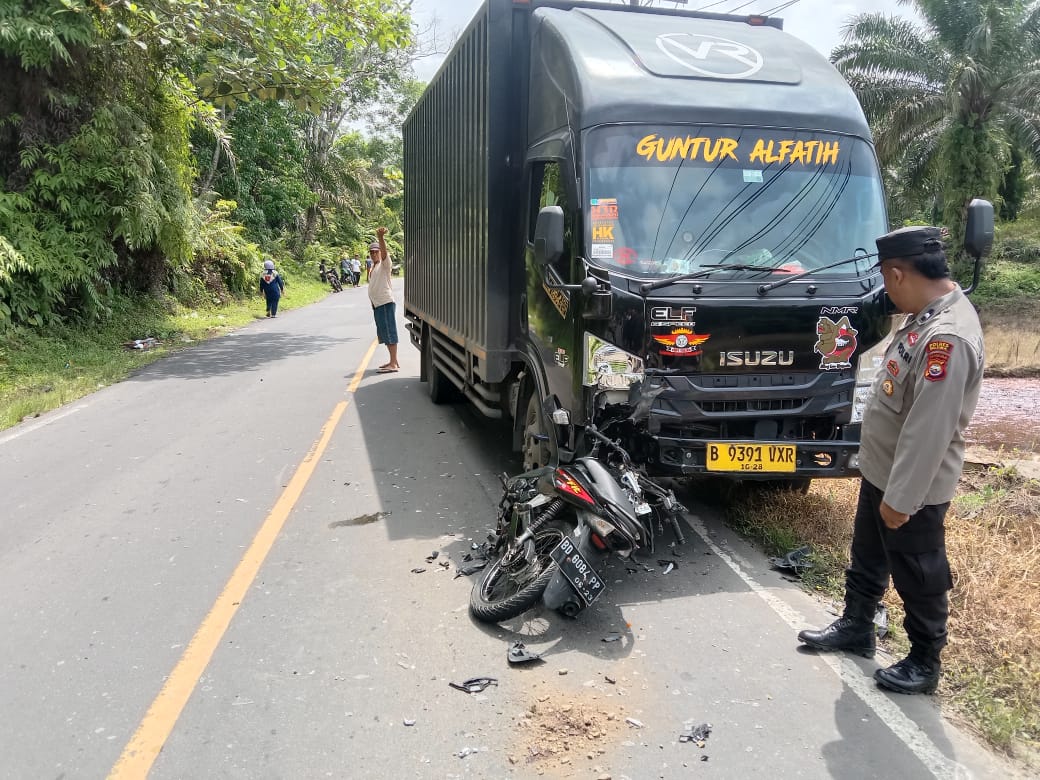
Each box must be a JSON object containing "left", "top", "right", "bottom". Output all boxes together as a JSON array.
[
  {"left": 368, "top": 227, "right": 399, "bottom": 373},
  {"left": 797, "top": 226, "right": 985, "bottom": 695},
  {"left": 259, "top": 259, "right": 285, "bottom": 318}
]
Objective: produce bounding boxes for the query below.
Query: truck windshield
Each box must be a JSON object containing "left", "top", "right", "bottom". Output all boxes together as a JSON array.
[{"left": 584, "top": 125, "right": 887, "bottom": 278}]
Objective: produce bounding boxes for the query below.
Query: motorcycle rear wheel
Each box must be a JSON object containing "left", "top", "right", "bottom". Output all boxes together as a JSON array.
[{"left": 470, "top": 519, "right": 572, "bottom": 623}]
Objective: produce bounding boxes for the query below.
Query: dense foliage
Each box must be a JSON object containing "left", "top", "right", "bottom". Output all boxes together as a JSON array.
[
  {"left": 0, "top": 0, "right": 415, "bottom": 329},
  {"left": 832, "top": 0, "right": 1040, "bottom": 251}
]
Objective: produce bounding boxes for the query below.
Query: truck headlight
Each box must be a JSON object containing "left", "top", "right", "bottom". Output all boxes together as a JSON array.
[
  {"left": 851, "top": 325, "right": 896, "bottom": 422},
  {"left": 584, "top": 333, "right": 644, "bottom": 390}
]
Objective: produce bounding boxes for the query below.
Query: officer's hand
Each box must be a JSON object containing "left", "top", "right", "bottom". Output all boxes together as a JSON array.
[{"left": 880, "top": 501, "right": 910, "bottom": 530}]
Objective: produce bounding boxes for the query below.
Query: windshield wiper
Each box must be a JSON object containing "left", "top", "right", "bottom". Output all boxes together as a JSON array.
[
  {"left": 756, "top": 250, "right": 877, "bottom": 296},
  {"left": 638, "top": 263, "right": 778, "bottom": 295}
]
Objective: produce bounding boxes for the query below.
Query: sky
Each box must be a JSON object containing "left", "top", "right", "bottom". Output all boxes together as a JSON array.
[{"left": 408, "top": 0, "right": 914, "bottom": 82}]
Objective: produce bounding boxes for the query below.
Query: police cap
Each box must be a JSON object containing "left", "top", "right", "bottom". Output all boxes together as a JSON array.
[{"left": 875, "top": 226, "right": 943, "bottom": 262}]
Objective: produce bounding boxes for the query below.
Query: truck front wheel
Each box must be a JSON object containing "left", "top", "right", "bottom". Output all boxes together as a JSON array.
[{"left": 521, "top": 391, "right": 552, "bottom": 470}]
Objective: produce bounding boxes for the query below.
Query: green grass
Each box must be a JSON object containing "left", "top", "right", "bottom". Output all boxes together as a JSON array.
[{"left": 0, "top": 278, "right": 331, "bottom": 431}]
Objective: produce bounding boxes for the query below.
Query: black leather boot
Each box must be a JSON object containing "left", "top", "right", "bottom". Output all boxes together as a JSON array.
[
  {"left": 797, "top": 599, "right": 876, "bottom": 658},
  {"left": 874, "top": 650, "right": 941, "bottom": 694}
]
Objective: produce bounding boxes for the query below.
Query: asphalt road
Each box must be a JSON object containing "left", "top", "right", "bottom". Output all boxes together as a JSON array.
[{"left": 0, "top": 281, "right": 1024, "bottom": 780}]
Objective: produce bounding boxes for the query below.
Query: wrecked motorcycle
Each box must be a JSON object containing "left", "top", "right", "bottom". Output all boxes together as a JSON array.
[{"left": 469, "top": 425, "right": 687, "bottom": 623}]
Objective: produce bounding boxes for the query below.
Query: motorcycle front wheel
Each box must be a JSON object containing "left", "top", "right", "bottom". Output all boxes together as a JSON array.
[{"left": 469, "top": 519, "right": 572, "bottom": 623}]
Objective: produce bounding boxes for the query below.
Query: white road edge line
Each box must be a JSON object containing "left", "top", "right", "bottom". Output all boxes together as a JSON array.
[
  {"left": 685, "top": 512, "right": 972, "bottom": 780},
  {"left": 0, "top": 404, "right": 87, "bottom": 445}
]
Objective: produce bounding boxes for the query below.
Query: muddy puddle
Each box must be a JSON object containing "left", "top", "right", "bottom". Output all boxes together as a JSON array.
[{"left": 966, "top": 378, "right": 1040, "bottom": 453}]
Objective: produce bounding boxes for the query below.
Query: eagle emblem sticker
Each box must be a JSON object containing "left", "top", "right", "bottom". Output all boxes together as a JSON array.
[
  {"left": 814, "top": 315, "right": 858, "bottom": 370},
  {"left": 653, "top": 328, "right": 710, "bottom": 356}
]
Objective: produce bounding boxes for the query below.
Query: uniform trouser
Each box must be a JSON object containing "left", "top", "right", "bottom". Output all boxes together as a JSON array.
[
  {"left": 846, "top": 479, "right": 953, "bottom": 657},
  {"left": 265, "top": 293, "right": 280, "bottom": 316}
]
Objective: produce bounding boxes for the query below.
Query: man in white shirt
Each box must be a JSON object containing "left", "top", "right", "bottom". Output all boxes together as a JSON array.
[{"left": 368, "top": 227, "right": 399, "bottom": 373}]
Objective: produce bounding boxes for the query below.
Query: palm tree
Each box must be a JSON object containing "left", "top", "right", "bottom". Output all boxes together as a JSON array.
[{"left": 832, "top": 0, "right": 1040, "bottom": 240}]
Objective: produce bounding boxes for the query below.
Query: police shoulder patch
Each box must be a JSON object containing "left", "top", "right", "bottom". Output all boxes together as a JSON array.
[{"left": 924, "top": 339, "right": 953, "bottom": 382}]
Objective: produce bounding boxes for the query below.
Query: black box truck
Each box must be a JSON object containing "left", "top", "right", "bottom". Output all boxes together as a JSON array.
[{"left": 403, "top": 0, "right": 912, "bottom": 486}]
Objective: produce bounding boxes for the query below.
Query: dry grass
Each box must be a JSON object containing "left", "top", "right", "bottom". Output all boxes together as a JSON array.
[
  {"left": 980, "top": 307, "right": 1040, "bottom": 377},
  {"left": 718, "top": 470, "right": 1040, "bottom": 764}
]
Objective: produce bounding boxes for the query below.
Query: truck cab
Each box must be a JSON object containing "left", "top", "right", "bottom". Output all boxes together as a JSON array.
[{"left": 404, "top": 1, "right": 894, "bottom": 485}]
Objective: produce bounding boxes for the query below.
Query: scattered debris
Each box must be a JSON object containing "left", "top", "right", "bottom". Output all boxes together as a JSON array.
[
  {"left": 425, "top": 551, "right": 439, "bottom": 562},
  {"left": 438, "top": 560, "right": 451, "bottom": 569},
  {"left": 403, "top": 718, "right": 416, "bottom": 726},
  {"left": 769, "top": 545, "right": 813, "bottom": 575},
  {"left": 602, "top": 632, "right": 622, "bottom": 643},
  {"left": 124, "top": 337, "right": 159, "bottom": 350},
  {"left": 625, "top": 717, "right": 644, "bottom": 728},
  {"left": 604, "top": 675, "right": 616, "bottom": 684},
  {"left": 558, "top": 669, "right": 569, "bottom": 676},
  {"left": 874, "top": 602, "right": 889, "bottom": 639},
  {"left": 679, "top": 722, "right": 712, "bottom": 747},
  {"left": 455, "top": 746, "right": 479, "bottom": 758},
  {"left": 657, "top": 560, "right": 676, "bottom": 575},
  {"left": 328, "top": 511, "right": 389, "bottom": 529},
  {"left": 454, "top": 560, "right": 488, "bottom": 578},
  {"left": 449, "top": 676, "right": 498, "bottom": 694},
  {"left": 410, "top": 567, "right": 426, "bottom": 574},
  {"left": 507, "top": 641, "right": 543, "bottom": 665}
]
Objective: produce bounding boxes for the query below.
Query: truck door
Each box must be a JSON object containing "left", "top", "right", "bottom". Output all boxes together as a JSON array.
[{"left": 524, "top": 160, "right": 582, "bottom": 414}]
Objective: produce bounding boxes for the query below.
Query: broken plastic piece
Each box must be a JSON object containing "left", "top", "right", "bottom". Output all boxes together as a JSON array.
[
  {"left": 601, "top": 632, "right": 622, "bottom": 643},
  {"left": 403, "top": 718, "right": 416, "bottom": 726},
  {"left": 425, "top": 551, "right": 439, "bottom": 562},
  {"left": 507, "top": 641, "right": 543, "bottom": 665},
  {"left": 410, "top": 567, "right": 426, "bottom": 574},
  {"left": 625, "top": 717, "right": 644, "bottom": 728},
  {"left": 679, "top": 722, "right": 712, "bottom": 743},
  {"left": 454, "top": 560, "right": 488, "bottom": 578},
  {"left": 449, "top": 676, "right": 498, "bottom": 694},
  {"left": 769, "top": 545, "right": 813, "bottom": 574},
  {"left": 874, "top": 602, "right": 889, "bottom": 639},
  {"left": 658, "top": 561, "right": 676, "bottom": 575}
]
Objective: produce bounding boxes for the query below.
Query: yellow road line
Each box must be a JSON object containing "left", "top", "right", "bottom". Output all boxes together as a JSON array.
[{"left": 108, "top": 340, "right": 378, "bottom": 779}]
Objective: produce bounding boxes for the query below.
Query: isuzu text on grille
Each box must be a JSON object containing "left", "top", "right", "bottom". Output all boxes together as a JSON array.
[{"left": 719, "top": 350, "right": 795, "bottom": 367}]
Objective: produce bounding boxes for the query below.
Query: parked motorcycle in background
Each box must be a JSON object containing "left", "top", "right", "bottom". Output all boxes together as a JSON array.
[
  {"left": 469, "top": 423, "right": 688, "bottom": 623},
  {"left": 318, "top": 261, "right": 343, "bottom": 292}
]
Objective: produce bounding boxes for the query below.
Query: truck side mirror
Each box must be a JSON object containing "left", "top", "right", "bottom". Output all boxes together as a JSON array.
[
  {"left": 534, "top": 206, "right": 565, "bottom": 267},
  {"left": 963, "top": 199, "right": 994, "bottom": 259}
]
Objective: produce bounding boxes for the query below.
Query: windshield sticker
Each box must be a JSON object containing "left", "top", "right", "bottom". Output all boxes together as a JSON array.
[
  {"left": 815, "top": 316, "right": 858, "bottom": 370},
  {"left": 590, "top": 198, "right": 619, "bottom": 220},
  {"left": 653, "top": 328, "right": 710, "bottom": 356},
  {"left": 635, "top": 134, "right": 841, "bottom": 166},
  {"left": 590, "top": 243, "right": 614, "bottom": 259},
  {"left": 743, "top": 169, "right": 763, "bottom": 183},
  {"left": 637, "top": 135, "right": 738, "bottom": 163},
  {"left": 591, "top": 222, "right": 615, "bottom": 241}
]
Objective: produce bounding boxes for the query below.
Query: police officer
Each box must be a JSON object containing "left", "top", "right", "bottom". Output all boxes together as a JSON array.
[{"left": 797, "top": 226, "right": 985, "bottom": 695}]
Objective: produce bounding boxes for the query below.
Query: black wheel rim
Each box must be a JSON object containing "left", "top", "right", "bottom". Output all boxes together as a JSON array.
[{"left": 480, "top": 528, "right": 565, "bottom": 604}]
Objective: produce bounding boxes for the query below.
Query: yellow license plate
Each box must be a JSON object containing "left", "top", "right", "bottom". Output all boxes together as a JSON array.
[{"left": 706, "top": 442, "right": 796, "bottom": 473}]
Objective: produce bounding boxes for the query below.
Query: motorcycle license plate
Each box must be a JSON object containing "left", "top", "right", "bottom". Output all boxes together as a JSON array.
[
  {"left": 550, "top": 537, "right": 605, "bottom": 606},
  {"left": 706, "top": 442, "right": 796, "bottom": 473}
]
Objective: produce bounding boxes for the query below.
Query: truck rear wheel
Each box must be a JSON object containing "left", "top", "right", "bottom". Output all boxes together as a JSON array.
[
  {"left": 521, "top": 391, "right": 551, "bottom": 470},
  {"left": 424, "top": 332, "right": 458, "bottom": 404}
]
